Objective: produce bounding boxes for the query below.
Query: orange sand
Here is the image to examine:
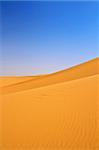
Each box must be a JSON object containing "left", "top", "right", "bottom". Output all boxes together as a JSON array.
[{"left": 0, "top": 58, "right": 99, "bottom": 150}]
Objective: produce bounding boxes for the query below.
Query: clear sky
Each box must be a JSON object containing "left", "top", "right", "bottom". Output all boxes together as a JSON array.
[{"left": 0, "top": 1, "right": 98, "bottom": 76}]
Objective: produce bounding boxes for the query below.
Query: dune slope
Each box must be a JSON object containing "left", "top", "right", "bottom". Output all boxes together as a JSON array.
[
  {"left": 0, "top": 75, "right": 46, "bottom": 87},
  {"left": 1, "top": 75, "right": 99, "bottom": 150}
]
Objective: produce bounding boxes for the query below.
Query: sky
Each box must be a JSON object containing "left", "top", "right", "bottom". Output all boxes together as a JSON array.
[{"left": 0, "top": 1, "right": 98, "bottom": 76}]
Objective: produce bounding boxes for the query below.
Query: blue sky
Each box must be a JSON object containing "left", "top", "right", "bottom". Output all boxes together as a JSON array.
[{"left": 0, "top": 1, "right": 98, "bottom": 75}]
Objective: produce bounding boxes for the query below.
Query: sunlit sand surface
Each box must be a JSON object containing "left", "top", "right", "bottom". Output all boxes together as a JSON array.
[{"left": 0, "top": 58, "right": 99, "bottom": 150}]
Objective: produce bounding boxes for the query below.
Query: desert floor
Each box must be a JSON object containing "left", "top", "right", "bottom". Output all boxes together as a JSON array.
[{"left": 0, "top": 58, "right": 99, "bottom": 150}]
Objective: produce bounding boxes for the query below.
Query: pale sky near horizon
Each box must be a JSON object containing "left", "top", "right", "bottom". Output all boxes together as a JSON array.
[{"left": 0, "top": 1, "right": 98, "bottom": 76}]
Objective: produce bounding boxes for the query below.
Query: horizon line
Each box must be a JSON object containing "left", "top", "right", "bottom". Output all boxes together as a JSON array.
[{"left": 0, "top": 57, "right": 98, "bottom": 77}]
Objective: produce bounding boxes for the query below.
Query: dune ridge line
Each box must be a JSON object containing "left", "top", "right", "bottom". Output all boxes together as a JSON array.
[{"left": 1, "top": 57, "right": 99, "bottom": 94}]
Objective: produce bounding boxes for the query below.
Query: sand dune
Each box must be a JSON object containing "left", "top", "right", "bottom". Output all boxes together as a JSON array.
[
  {"left": 0, "top": 75, "right": 46, "bottom": 87},
  {"left": 1, "top": 57, "right": 99, "bottom": 94},
  {"left": 0, "top": 58, "right": 99, "bottom": 150}
]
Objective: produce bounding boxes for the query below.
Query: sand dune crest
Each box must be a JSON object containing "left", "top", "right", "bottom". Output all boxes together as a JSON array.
[{"left": 1, "top": 57, "right": 99, "bottom": 94}]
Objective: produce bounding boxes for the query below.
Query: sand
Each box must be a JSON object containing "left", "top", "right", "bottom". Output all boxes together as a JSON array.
[{"left": 0, "top": 58, "right": 99, "bottom": 150}]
